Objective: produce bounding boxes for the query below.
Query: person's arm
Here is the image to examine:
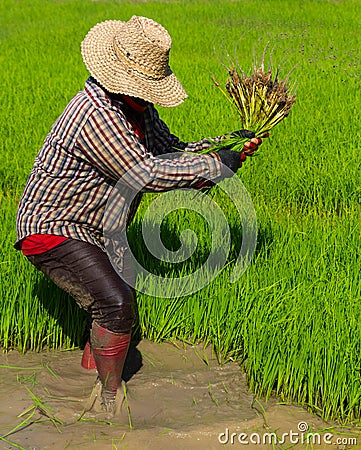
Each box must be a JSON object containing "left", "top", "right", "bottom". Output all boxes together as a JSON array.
[
  {"left": 77, "top": 106, "right": 223, "bottom": 192},
  {"left": 148, "top": 107, "right": 263, "bottom": 189},
  {"left": 150, "top": 107, "right": 221, "bottom": 155},
  {"left": 150, "top": 107, "right": 260, "bottom": 157}
]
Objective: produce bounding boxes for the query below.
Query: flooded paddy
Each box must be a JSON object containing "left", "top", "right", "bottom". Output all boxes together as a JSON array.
[{"left": 1, "top": 340, "right": 359, "bottom": 449}]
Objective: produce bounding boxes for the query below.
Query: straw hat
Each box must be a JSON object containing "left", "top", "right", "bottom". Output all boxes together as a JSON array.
[{"left": 81, "top": 16, "right": 188, "bottom": 108}]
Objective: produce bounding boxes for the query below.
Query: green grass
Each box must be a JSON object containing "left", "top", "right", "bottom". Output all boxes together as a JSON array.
[{"left": 1, "top": 0, "right": 361, "bottom": 424}]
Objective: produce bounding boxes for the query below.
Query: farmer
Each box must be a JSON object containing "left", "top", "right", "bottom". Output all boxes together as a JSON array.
[{"left": 14, "top": 16, "right": 262, "bottom": 415}]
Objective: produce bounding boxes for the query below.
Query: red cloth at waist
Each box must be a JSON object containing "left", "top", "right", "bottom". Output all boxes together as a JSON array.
[{"left": 21, "top": 234, "right": 68, "bottom": 256}]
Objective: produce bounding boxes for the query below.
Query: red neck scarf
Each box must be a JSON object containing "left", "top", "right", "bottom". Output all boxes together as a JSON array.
[
  {"left": 121, "top": 95, "right": 147, "bottom": 141},
  {"left": 122, "top": 95, "right": 148, "bottom": 113}
]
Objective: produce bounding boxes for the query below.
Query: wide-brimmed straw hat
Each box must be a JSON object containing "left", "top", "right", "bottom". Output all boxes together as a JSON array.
[{"left": 81, "top": 16, "right": 187, "bottom": 108}]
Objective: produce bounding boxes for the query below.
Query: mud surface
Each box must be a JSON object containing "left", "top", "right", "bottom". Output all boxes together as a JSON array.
[{"left": 0, "top": 340, "right": 360, "bottom": 449}]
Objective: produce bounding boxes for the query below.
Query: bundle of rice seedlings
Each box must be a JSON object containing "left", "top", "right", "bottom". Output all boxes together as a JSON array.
[{"left": 210, "top": 61, "right": 296, "bottom": 153}]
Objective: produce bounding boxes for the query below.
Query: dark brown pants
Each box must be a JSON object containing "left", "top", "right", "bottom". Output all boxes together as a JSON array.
[{"left": 27, "top": 239, "right": 137, "bottom": 334}]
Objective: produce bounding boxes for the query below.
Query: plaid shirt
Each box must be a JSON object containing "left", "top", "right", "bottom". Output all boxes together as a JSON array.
[{"left": 15, "top": 77, "right": 223, "bottom": 252}]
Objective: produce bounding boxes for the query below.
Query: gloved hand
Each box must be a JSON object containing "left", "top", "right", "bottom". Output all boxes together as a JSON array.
[
  {"left": 217, "top": 137, "right": 263, "bottom": 177},
  {"left": 243, "top": 137, "right": 263, "bottom": 156},
  {"left": 195, "top": 148, "right": 242, "bottom": 188},
  {"left": 228, "top": 129, "right": 256, "bottom": 140},
  {"left": 217, "top": 148, "right": 243, "bottom": 175}
]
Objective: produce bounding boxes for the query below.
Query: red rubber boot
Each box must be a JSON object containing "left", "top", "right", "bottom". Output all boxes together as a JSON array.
[
  {"left": 81, "top": 341, "right": 97, "bottom": 370},
  {"left": 90, "top": 322, "right": 131, "bottom": 413}
]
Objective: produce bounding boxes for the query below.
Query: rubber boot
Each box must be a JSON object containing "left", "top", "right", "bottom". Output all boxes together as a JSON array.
[
  {"left": 81, "top": 341, "right": 97, "bottom": 370},
  {"left": 90, "top": 322, "right": 131, "bottom": 414}
]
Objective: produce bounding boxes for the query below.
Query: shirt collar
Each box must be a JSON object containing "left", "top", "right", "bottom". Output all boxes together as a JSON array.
[
  {"left": 84, "top": 77, "right": 149, "bottom": 114},
  {"left": 84, "top": 77, "right": 113, "bottom": 109}
]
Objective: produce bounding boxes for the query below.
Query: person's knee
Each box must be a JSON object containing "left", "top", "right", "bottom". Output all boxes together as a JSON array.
[
  {"left": 103, "top": 303, "right": 137, "bottom": 333},
  {"left": 94, "top": 288, "right": 138, "bottom": 334}
]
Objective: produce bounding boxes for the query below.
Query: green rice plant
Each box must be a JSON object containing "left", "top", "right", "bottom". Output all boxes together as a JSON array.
[
  {"left": 133, "top": 203, "right": 361, "bottom": 423},
  {"left": 123, "top": 383, "right": 133, "bottom": 430},
  {"left": 1, "top": 0, "right": 361, "bottom": 426},
  {"left": 210, "top": 61, "right": 296, "bottom": 153},
  {"left": 180, "top": 60, "right": 296, "bottom": 155},
  {"left": 0, "top": 381, "right": 63, "bottom": 448},
  {"left": 0, "top": 197, "right": 87, "bottom": 352}
]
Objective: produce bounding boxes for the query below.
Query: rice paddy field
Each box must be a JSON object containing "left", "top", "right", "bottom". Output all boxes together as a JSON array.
[{"left": 1, "top": 0, "right": 361, "bottom": 429}]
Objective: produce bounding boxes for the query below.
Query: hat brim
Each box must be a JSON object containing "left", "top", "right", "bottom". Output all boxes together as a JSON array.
[{"left": 81, "top": 20, "right": 187, "bottom": 108}]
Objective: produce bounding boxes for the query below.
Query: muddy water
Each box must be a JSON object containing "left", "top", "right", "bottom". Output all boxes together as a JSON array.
[{"left": 0, "top": 340, "right": 360, "bottom": 450}]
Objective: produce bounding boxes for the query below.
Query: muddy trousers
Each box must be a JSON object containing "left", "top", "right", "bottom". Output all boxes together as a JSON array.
[{"left": 27, "top": 239, "right": 136, "bottom": 402}]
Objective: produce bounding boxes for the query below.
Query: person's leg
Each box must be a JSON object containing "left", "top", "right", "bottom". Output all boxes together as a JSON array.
[
  {"left": 81, "top": 316, "right": 97, "bottom": 370},
  {"left": 27, "top": 239, "right": 136, "bottom": 411},
  {"left": 90, "top": 321, "right": 130, "bottom": 410}
]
